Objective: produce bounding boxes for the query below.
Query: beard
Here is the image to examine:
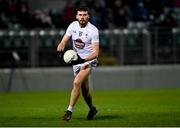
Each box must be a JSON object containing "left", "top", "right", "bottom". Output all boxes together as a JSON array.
[{"left": 78, "top": 19, "right": 88, "bottom": 27}]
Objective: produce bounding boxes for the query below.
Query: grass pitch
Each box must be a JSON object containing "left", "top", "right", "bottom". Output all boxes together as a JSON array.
[{"left": 0, "top": 88, "right": 180, "bottom": 127}]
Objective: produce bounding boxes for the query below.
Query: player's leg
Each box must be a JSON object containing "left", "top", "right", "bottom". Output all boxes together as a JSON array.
[
  {"left": 63, "top": 66, "right": 90, "bottom": 121},
  {"left": 81, "top": 77, "right": 94, "bottom": 109},
  {"left": 81, "top": 77, "right": 97, "bottom": 120},
  {"left": 70, "top": 67, "right": 90, "bottom": 107}
]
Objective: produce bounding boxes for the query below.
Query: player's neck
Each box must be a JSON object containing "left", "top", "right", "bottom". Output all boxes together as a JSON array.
[{"left": 79, "top": 22, "right": 88, "bottom": 28}]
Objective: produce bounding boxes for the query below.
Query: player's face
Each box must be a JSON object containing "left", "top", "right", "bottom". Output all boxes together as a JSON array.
[{"left": 76, "top": 11, "right": 89, "bottom": 27}]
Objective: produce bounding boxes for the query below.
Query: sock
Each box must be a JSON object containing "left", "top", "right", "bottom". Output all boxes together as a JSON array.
[{"left": 67, "top": 105, "right": 73, "bottom": 112}]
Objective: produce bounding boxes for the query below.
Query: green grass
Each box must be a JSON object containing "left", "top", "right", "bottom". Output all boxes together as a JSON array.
[{"left": 0, "top": 88, "right": 180, "bottom": 127}]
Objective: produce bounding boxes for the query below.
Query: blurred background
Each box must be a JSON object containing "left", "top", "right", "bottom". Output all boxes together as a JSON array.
[
  {"left": 0, "top": 0, "right": 180, "bottom": 91},
  {"left": 1, "top": 0, "right": 180, "bottom": 67}
]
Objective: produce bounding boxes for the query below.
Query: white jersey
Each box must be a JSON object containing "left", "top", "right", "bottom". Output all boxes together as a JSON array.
[{"left": 65, "top": 21, "right": 99, "bottom": 59}]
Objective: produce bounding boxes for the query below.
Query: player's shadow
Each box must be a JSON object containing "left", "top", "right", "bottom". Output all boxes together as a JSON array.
[
  {"left": 96, "top": 114, "right": 123, "bottom": 120},
  {"left": 76, "top": 114, "right": 123, "bottom": 120}
]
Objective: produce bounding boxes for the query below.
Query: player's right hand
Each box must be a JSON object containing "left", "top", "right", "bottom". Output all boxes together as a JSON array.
[{"left": 57, "top": 51, "right": 64, "bottom": 61}]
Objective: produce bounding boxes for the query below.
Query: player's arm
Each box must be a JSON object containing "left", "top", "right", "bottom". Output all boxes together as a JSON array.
[
  {"left": 57, "top": 22, "right": 72, "bottom": 52},
  {"left": 84, "top": 42, "right": 99, "bottom": 61},
  {"left": 84, "top": 28, "right": 100, "bottom": 61},
  {"left": 57, "top": 35, "right": 70, "bottom": 52},
  {"left": 57, "top": 35, "right": 70, "bottom": 60}
]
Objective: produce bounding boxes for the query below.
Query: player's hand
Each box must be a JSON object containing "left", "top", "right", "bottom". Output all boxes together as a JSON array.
[
  {"left": 70, "top": 54, "right": 85, "bottom": 65},
  {"left": 57, "top": 51, "right": 64, "bottom": 61}
]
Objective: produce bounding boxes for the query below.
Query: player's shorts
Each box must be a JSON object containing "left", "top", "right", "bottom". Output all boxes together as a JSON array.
[{"left": 72, "top": 59, "right": 98, "bottom": 76}]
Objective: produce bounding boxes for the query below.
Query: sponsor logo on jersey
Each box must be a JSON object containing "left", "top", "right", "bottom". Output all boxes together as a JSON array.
[{"left": 74, "top": 38, "right": 85, "bottom": 49}]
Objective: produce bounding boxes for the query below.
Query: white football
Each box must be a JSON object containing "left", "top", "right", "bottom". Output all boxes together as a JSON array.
[{"left": 63, "top": 50, "right": 78, "bottom": 63}]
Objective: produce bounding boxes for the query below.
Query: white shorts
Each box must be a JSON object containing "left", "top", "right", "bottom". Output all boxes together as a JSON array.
[{"left": 72, "top": 59, "right": 98, "bottom": 76}]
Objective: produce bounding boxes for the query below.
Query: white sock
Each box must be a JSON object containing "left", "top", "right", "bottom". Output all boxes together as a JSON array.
[{"left": 67, "top": 105, "right": 73, "bottom": 112}]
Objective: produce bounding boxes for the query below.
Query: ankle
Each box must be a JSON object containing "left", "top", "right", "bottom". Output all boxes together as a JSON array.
[{"left": 67, "top": 105, "right": 73, "bottom": 112}]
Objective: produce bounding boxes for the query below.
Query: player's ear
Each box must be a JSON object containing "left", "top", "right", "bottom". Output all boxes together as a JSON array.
[{"left": 87, "top": 14, "right": 90, "bottom": 19}]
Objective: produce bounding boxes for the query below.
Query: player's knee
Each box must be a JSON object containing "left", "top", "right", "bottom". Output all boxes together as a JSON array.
[
  {"left": 73, "top": 74, "right": 83, "bottom": 86},
  {"left": 73, "top": 79, "right": 81, "bottom": 88}
]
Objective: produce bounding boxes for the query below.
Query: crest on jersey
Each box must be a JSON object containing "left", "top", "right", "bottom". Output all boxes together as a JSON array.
[{"left": 78, "top": 31, "right": 83, "bottom": 36}]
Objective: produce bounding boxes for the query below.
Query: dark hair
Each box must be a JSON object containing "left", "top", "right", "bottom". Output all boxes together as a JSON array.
[{"left": 76, "top": 6, "right": 90, "bottom": 15}]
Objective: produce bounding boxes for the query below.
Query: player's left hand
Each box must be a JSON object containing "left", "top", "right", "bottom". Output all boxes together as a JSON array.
[{"left": 70, "top": 54, "right": 85, "bottom": 65}]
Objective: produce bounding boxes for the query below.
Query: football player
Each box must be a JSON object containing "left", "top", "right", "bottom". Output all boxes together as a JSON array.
[{"left": 57, "top": 6, "right": 99, "bottom": 121}]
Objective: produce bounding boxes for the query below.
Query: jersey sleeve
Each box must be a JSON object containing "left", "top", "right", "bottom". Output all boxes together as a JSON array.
[
  {"left": 91, "top": 28, "right": 99, "bottom": 43},
  {"left": 65, "top": 23, "right": 73, "bottom": 37}
]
